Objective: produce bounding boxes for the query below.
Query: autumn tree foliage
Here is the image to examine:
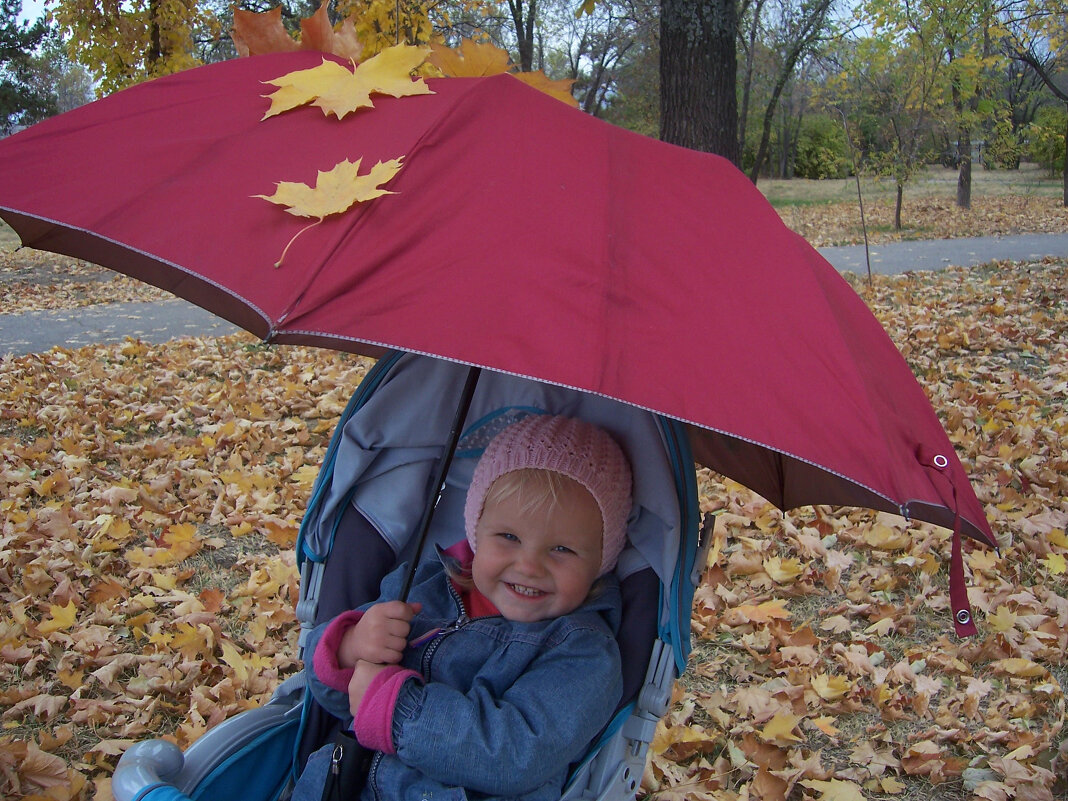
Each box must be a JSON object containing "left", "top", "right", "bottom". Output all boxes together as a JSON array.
[
  {"left": 51, "top": 0, "right": 219, "bottom": 93},
  {"left": 0, "top": 0, "right": 54, "bottom": 133},
  {"left": 826, "top": 35, "right": 944, "bottom": 230},
  {"left": 1000, "top": 0, "right": 1068, "bottom": 206}
]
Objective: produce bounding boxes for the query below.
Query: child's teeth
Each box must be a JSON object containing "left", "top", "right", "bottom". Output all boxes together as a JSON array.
[{"left": 510, "top": 584, "right": 541, "bottom": 596}]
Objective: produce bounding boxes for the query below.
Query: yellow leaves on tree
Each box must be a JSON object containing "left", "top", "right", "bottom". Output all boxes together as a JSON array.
[
  {"left": 233, "top": 3, "right": 363, "bottom": 62},
  {"left": 232, "top": 0, "right": 431, "bottom": 61},
  {"left": 427, "top": 40, "right": 579, "bottom": 107},
  {"left": 52, "top": 0, "right": 219, "bottom": 93}
]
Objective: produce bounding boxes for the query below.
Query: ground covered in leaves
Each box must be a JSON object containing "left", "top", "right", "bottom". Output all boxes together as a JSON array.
[
  {"left": 1, "top": 257, "right": 1064, "bottom": 801},
  {"left": 776, "top": 195, "right": 1068, "bottom": 247}
]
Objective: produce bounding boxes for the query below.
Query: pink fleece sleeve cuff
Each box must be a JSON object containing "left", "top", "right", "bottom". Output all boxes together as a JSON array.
[
  {"left": 312, "top": 610, "right": 364, "bottom": 692},
  {"left": 353, "top": 666, "right": 422, "bottom": 754}
]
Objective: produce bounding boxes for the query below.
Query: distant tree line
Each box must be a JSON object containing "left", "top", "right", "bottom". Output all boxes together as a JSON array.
[{"left": 4, "top": 0, "right": 1066, "bottom": 206}]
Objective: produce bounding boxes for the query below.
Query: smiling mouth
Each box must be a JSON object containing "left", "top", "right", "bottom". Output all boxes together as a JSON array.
[{"left": 507, "top": 583, "right": 546, "bottom": 598}]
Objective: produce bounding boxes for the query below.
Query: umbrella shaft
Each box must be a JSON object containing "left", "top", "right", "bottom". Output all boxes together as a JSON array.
[{"left": 398, "top": 365, "right": 482, "bottom": 602}]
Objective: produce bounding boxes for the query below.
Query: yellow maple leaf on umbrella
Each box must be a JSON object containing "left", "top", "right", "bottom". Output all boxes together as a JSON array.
[
  {"left": 262, "top": 45, "right": 432, "bottom": 120},
  {"left": 256, "top": 157, "right": 404, "bottom": 219}
]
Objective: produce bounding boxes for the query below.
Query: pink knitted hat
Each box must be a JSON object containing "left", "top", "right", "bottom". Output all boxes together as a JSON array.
[{"left": 464, "top": 415, "right": 633, "bottom": 575}]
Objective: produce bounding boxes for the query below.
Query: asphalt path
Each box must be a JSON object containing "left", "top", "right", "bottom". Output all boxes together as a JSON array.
[{"left": 2, "top": 233, "right": 1066, "bottom": 356}]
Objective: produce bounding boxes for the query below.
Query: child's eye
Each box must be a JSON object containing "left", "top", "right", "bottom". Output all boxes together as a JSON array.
[
  {"left": 552, "top": 545, "right": 575, "bottom": 555},
  {"left": 496, "top": 532, "right": 519, "bottom": 542}
]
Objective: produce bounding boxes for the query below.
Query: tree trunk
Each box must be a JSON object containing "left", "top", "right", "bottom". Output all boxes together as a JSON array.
[
  {"left": 737, "top": 0, "right": 765, "bottom": 161},
  {"left": 895, "top": 183, "right": 903, "bottom": 230},
  {"left": 660, "top": 0, "right": 739, "bottom": 164},
  {"left": 957, "top": 126, "right": 972, "bottom": 209},
  {"left": 749, "top": 68, "right": 791, "bottom": 182},
  {"left": 508, "top": 0, "right": 537, "bottom": 72},
  {"left": 1064, "top": 102, "right": 1068, "bottom": 207},
  {"left": 148, "top": 0, "right": 162, "bottom": 68}
]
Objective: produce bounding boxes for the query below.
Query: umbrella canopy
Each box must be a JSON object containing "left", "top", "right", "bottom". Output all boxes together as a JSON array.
[{"left": 0, "top": 51, "right": 995, "bottom": 634}]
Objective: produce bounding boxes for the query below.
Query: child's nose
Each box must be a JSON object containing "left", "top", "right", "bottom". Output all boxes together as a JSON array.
[{"left": 514, "top": 549, "right": 546, "bottom": 576}]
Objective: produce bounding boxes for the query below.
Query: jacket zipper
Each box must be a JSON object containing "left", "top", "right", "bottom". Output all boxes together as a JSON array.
[{"left": 421, "top": 580, "right": 470, "bottom": 678}]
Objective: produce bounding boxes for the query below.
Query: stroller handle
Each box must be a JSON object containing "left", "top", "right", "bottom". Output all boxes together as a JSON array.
[{"left": 113, "top": 740, "right": 192, "bottom": 801}]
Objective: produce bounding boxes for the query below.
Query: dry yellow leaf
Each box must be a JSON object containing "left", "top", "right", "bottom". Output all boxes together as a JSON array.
[
  {"left": 863, "top": 523, "right": 910, "bottom": 551},
  {"left": 256, "top": 157, "right": 404, "bottom": 220},
  {"left": 722, "top": 599, "right": 791, "bottom": 625},
  {"left": 763, "top": 555, "right": 804, "bottom": 583},
  {"left": 758, "top": 712, "right": 804, "bottom": 744},
  {"left": 811, "top": 673, "right": 853, "bottom": 700},
  {"left": 220, "top": 640, "right": 250, "bottom": 684},
  {"left": 262, "top": 45, "right": 432, "bottom": 120},
  {"left": 820, "top": 614, "right": 852, "bottom": 634},
  {"left": 292, "top": 465, "right": 320, "bottom": 487},
  {"left": 511, "top": 71, "right": 579, "bottom": 107},
  {"left": 986, "top": 605, "right": 1018, "bottom": 633},
  {"left": 800, "top": 779, "right": 867, "bottom": 801},
  {"left": 992, "top": 658, "right": 1046, "bottom": 678},
  {"left": 809, "top": 715, "right": 841, "bottom": 736},
  {"left": 38, "top": 601, "right": 77, "bottom": 634},
  {"left": 880, "top": 777, "right": 907, "bottom": 794},
  {"left": 1043, "top": 552, "right": 1066, "bottom": 575}
]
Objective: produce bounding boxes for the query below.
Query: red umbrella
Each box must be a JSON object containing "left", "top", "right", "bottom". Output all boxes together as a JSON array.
[{"left": 0, "top": 51, "right": 994, "bottom": 634}]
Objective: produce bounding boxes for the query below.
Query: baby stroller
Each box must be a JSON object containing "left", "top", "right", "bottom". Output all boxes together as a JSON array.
[{"left": 113, "top": 351, "right": 709, "bottom": 801}]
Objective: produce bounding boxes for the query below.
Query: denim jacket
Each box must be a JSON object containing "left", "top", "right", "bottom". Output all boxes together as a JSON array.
[{"left": 303, "top": 546, "right": 624, "bottom": 801}]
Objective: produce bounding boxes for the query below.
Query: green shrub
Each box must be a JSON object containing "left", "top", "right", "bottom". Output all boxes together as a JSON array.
[
  {"left": 1025, "top": 106, "right": 1066, "bottom": 176},
  {"left": 794, "top": 114, "right": 850, "bottom": 179},
  {"left": 985, "top": 117, "right": 1023, "bottom": 170}
]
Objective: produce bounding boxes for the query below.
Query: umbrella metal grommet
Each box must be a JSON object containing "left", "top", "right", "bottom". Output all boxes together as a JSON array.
[
  {"left": 956, "top": 609, "right": 971, "bottom": 625},
  {"left": 933, "top": 454, "right": 949, "bottom": 469}
]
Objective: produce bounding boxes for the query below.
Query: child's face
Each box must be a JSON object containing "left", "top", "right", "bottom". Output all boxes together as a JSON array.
[{"left": 471, "top": 473, "right": 603, "bottom": 623}]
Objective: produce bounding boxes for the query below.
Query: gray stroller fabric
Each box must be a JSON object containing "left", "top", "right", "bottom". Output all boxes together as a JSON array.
[{"left": 301, "top": 354, "right": 683, "bottom": 597}]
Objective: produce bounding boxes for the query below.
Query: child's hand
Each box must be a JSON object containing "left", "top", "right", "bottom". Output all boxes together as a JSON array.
[
  {"left": 337, "top": 601, "right": 421, "bottom": 667},
  {"left": 348, "top": 660, "right": 388, "bottom": 717}
]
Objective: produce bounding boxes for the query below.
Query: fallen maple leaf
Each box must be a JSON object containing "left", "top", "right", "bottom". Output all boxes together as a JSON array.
[
  {"left": 18, "top": 741, "right": 70, "bottom": 791},
  {"left": 1042, "top": 552, "right": 1066, "bottom": 575},
  {"left": 758, "top": 712, "right": 805, "bottom": 744},
  {"left": 811, "top": 673, "right": 853, "bottom": 701},
  {"left": 255, "top": 157, "right": 404, "bottom": 220},
  {"left": 763, "top": 555, "right": 804, "bottom": 583},
  {"left": 722, "top": 599, "right": 791, "bottom": 625},
  {"left": 262, "top": 46, "right": 432, "bottom": 120},
  {"left": 800, "top": 779, "right": 866, "bottom": 801},
  {"left": 993, "top": 658, "right": 1046, "bottom": 678},
  {"left": 37, "top": 601, "right": 77, "bottom": 635}
]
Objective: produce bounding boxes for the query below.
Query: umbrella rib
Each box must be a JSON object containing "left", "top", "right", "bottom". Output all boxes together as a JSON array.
[
  {"left": 0, "top": 207, "right": 276, "bottom": 334},
  {"left": 272, "top": 327, "right": 910, "bottom": 516}
]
